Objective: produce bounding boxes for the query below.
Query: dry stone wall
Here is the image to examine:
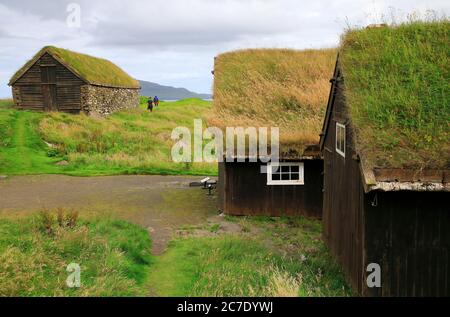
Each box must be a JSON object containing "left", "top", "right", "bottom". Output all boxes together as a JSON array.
[{"left": 81, "top": 85, "right": 140, "bottom": 116}]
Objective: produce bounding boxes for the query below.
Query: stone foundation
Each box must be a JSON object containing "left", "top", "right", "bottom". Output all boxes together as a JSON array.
[{"left": 81, "top": 85, "right": 140, "bottom": 116}]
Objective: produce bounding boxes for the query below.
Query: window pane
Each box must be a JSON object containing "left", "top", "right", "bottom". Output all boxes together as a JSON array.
[
  {"left": 281, "top": 173, "right": 290, "bottom": 181},
  {"left": 336, "top": 124, "right": 345, "bottom": 154},
  {"left": 291, "top": 166, "right": 299, "bottom": 173},
  {"left": 272, "top": 173, "right": 281, "bottom": 181},
  {"left": 281, "top": 166, "right": 290, "bottom": 173},
  {"left": 338, "top": 127, "right": 341, "bottom": 151},
  {"left": 291, "top": 173, "right": 300, "bottom": 181}
]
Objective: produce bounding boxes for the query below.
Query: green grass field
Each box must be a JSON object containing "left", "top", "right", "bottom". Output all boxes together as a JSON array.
[
  {"left": 148, "top": 216, "right": 351, "bottom": 297},
  {"left": 0, "top": 98, "right": 217, "bottom": 176},
  {"left": 0, "top": 212, "right": 350, "bottom": 297},
  {"left": 0, "top": 211, "right": 152, "bottom": 296}
]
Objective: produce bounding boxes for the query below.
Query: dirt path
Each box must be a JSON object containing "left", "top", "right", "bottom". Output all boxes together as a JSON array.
[
  {"left": 0, "top": 175, "right": 218, "bottom": 254},
  {"left": 0, "top": 110, "right": 60, "bottom": 174}
]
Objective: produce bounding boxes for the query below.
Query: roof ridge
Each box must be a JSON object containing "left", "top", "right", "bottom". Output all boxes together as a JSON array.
[{"left": 9, "top": 46, "right": 140, "bottom": 89}]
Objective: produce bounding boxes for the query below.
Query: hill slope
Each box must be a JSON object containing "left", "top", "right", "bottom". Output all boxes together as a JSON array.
[
  {"left": 0, "top": 98, "right": 215, "bottom": 176},
  {"left": 139, "top": 80, "right": 212, "bottom": 100}
]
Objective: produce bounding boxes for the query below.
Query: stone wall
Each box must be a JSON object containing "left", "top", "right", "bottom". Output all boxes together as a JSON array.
[{"left": 81, "top": 85, "right": 140, "bottom": 116}]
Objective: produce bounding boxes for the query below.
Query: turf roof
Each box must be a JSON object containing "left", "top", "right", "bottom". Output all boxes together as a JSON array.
[
  {"left": 9, "top": 46, "right": 140, "bottom": 89},
  {"left": 210, "top": 48, "right": 337, "bottom": 156},
  {"left": 340, "top": 21, "right": 449, "bottom": 170}
]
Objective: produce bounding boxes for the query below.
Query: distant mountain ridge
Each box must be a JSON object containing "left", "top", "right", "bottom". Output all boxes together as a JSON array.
[{"left": 139, "top": 80, "right": 212, "bottom": 100}]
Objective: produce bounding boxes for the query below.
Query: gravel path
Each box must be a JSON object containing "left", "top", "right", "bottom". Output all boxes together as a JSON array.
[{"left": 0, "top": 175, "right": 218, "bottom": 254}]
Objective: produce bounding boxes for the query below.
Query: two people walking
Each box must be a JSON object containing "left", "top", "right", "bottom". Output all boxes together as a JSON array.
[{"left": 147, "top": 96, "right": 159, "bottom": 112}]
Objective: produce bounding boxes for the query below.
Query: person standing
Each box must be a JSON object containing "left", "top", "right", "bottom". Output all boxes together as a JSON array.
[
  {"left": 153, "top": 96, "right": 159, "bottom": 107},
  {"left": 147, "top": 97, "right": 154, "bottom": 112}
]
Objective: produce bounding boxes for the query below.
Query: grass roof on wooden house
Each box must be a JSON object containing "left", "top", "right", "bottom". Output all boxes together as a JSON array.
[
  {"left": 210, "top": 48, "right": 337, "bottom": 157},
  {"left": 9, "top": 46, "right": 140, "bottom": 89},
  {"left": 340, "top": 20, "right": 449, "bottom": 170}
]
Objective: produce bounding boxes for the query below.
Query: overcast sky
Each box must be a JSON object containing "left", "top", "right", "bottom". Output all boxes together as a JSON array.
[{"left": 0, "top": 0, "right": 448, "bottom": 97}]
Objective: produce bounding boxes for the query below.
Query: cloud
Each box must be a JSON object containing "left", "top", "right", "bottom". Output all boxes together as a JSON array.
[{"left": 0, "top": 0, "right": 449, "bottom": 97}]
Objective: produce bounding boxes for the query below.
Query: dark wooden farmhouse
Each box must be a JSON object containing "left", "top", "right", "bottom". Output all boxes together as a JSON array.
[
  {"left": 218, "top": 147, "right": 324, "bottom": 218},
  {"left": 8, "top": 46, "right": 140, "bottom": 115},
  {"left": 320, "top": 23, "right": 450, "bottom": 296},
  {"left": 213, "top": 49, "right": 337, "bottom": 218}
]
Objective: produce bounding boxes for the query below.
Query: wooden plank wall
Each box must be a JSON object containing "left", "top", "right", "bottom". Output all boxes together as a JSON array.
[
  {"left": 13, "top": 53, "right": 84, "bottom": 113},
  {"left": 322, "top": 74, "right": 365, "bottom": 294},
  {"left": 14, "top": 61, "right": 44, "bottom": 110},
  {"left": 218, "top": 162, "right": 226, "bottom": 213},
  {"left": 365, "top": 191, "right": 450, "bottom": 296},
  {"left": 220, "top": 159, "right": 323, "bottom": 218}
]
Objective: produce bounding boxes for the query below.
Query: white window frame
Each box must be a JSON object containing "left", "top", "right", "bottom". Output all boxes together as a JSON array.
[
  {"left": 336, "top": 122, "right": 346, "bottom": 158},
  {"left": 267, "top": 162, "right": 305, "bottom": 186}
]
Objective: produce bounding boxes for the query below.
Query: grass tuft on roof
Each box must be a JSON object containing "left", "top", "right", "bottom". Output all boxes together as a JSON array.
[
  {"left": 10, "top": 46, "right": 140, "bottom": 89},
  {"left": 341, "top": 20, "right": 450, "bottom": 169},
  {"left": 210, "top": 48, "right": 337, "bottom": 155}
]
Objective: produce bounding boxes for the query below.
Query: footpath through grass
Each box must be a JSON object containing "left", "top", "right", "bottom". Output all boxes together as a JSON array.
[
  {"left": 0, "top": 98, "right": 216, "bottom": 176},
  {"left": 0, "top": 211, "right": 351, "bottom": 297},
  {"left": 148, "top": 216, "right": 351, "bottom": 297},
  {"left": 0, "top": 210, "right": 152, "bottom": 296},
  {"left": 0, "top": 104, "right": 62, "bottom": 174}
]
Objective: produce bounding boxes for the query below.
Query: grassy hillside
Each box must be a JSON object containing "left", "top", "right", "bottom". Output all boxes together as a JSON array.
[
  {"left": 341, "top": 20, "right": 450, "bottom": 169},
  {"left": 0, "top": 211, "right": 151, "bottom": 296},
  {"left": 0, "top": 99, "right": 216, "bottom": 176},
  {"left": 210, "top": 48, "right": 336, "bottom": 154}
]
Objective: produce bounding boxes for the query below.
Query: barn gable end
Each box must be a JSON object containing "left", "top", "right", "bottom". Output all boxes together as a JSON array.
[
  {"left": 13, "top": 53, "right": 85, "bottom": 113},
  {"left": 9, "top": 46, "right": 140, "bottom": 115}
]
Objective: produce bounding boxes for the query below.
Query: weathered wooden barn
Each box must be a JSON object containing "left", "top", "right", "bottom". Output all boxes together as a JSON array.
[
  {"left": 213, "top": 49, "right": 337, "bottom": 218},
  {"left": 320, "top": 23, "right": 450, "bottom": 296},
  {"left": 8, "top": 46, "right": 140, "bottom": 115}
]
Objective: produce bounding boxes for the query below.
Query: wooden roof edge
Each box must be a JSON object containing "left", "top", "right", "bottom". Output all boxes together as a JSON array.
[
  {"left": 319, "top": 52, "right": 340, "bottom": 150},
  {"left": 219, "top": 143, "right": 322, "bottom": 161},
  {"left": 360, "top": 158, "right": 377, "bottom": 193},
  {"left": 220, "top": 154, "right": 322, "bottom": 161},
  {"left": 8, "top": 48, "right": 89, "bottom": 86},
  {"left": 360, "top": 160, "right": 450, "bottom": 193},
  {"left": 8, "top": 48, "right": 48, "bottom": 86}
]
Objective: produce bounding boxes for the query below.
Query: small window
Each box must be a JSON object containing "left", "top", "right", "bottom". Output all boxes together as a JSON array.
[
  {"left": 336, "top": 122, "right": 346, "bottom": 158},
  {"left": 267, "top": 162, "right": 304, "bottom": 185}
]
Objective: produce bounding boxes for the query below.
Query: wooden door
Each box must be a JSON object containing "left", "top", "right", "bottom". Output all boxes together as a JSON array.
[{"left": 40, "top": 66, "right": 57, "bottom": 111}]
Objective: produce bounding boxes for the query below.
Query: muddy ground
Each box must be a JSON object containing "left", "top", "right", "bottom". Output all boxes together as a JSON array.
[{"left": 0, "top": 175, "right": 222, "bottom": 254}]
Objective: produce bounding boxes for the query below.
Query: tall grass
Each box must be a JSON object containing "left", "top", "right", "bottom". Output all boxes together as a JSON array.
[
  {"left": 0, "top": 98, "right": 216, "bottom": 176},
  {"left": 0, "top": 210, "right": 152, "bottom": 297},
  {"left": 341, "top": 19, "right": 449, "bottom": 169},
  {"left": 210, "top": 49, "right": 336, "bottom": 153}
]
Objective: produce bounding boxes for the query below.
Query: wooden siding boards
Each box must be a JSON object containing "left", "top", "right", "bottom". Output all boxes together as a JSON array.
[
  {"left": 219, "top": 159, "right": 323, "bottom": 218},
  {"left": 364, "top": 191, "right": 450, "bottom": 296},
  {"left": 12, "top": 53, "right": 85, "bottom": 113},
  {"left": 321, "top": 58, "right": 450, "bottom": 296}
]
